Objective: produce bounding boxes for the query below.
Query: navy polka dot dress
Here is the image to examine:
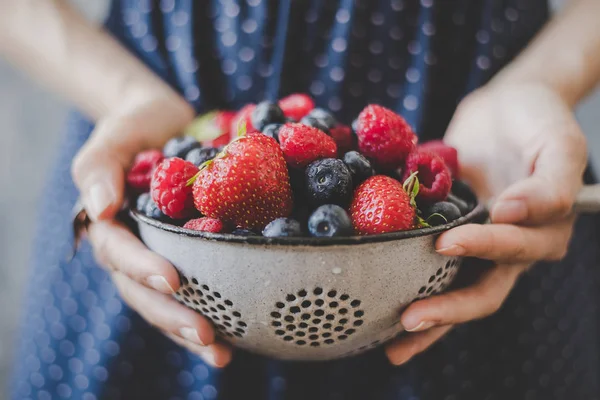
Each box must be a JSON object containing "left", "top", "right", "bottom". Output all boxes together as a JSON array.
[{"left": 10, "top": 1, "right": 600, "bottom": 399}]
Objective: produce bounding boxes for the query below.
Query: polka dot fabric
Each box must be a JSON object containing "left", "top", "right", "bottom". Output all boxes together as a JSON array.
[{"left": 9, "top": 1, "right": 600, "bottom": 399}]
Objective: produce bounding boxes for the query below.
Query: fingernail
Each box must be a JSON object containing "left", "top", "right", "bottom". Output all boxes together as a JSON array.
[
  {"left": 492, "top": 200, "right": 527, "bottom": 223},
  {"left": 147, "top": 275, "right": 175, "bottom": 294},
  {"left": 201, "top": 350, "right": 218, "bottom": 367},
  {"left": 393, "top": 354, "right": 413, "bottom": 366},
  {"left": 404, "top": 321, "right": 435, "bottom": 332},
  {"left": 179, "top": 327, "right": 204, "bottom": 346},
  {"left": 87, "top": 181, "right": 116, "bottom": 220},
  {"left": 436, "top": 244, "right": 465, "bottom": 256}
]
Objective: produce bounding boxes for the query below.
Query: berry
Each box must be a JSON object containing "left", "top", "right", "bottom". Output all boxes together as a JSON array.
[
  {"left": 163, "top": 136, "right": 202, "bottom": 159},
  {"left": 126, "top": 150, "right": 164, "bottom": 191},
  {"left": 343, "top": 151, "right": 374, "bottom": 187},
  {"left": 305, "top": 158, "right": 353, "bottom": 208},
  {"left": 231, "top": 103, "right": 256, "bottom": 133},
  {"left": 351, "top": 118, "right": 358, "bottom": 134},
  {"left": 278, "top": 123, "right": 337, "bottom": 168},
  {"left": 350, "top": 175, "right": 416, "bottom": 235},
  {"left": 136, "top": 192, "right": 151, "bottom": 211},
  {"left": 299, "top": 115, "right": 331, "bottom": 134},
  {"left": 262, "top": 218, "right": 304, "bottom": 237},
  {"left": 215, "top": 110, "right": 236, "bottom": 135},
  {"left": 308, "top": 205, "right": 354, "bottom": 237},
  {"left": 185, "top": 147, "right": 221, "bottom": 167},
  {"left": 285, "top": 117, "right": 297, "bottom": 123},
  {"left": 425, "top": 201, "right": 462, "bottom": 226},
  {"left": 446, "top": 193, "right": 471, "bottom": 215},
  {"left": 232, "top": 228, "right": 257, "bottom": 236},
  {"left": 402, "top": 151, "right": 452, "bottom": 203},
  {"left": 211, "top": 133, "right": 231, "bottom": 148},
  {"left": 193, "top": 132, "right": 293, "bottom": 230},
  {"left": 307, "top": 108, "right": 337, "bottom": 130},
  {"left": 355, "top": 105, "right": 416, "bottom": 169},
  {"left": 183, "top": 217, "right": 225, "bottom": 233},
  {"left": 279, "top": 93, "right": 315, "bottom": 121},
  {"left": 329, "top": 125, "right": 355, "bottom": 154},
  {"left": 251, "top": 101, "right": 286, "bottom": 132},
  {"left": 150, "top": 157, "right": 198, "bottom": 219},
  {"left": 262, "top": 123, "right": 283, "bottom": 142},
  {"left": 418, "top": 140, "right": 459, "bottom": 177},
  {"left": 143, "top": 196, "right": 170, "bottom": 221}
]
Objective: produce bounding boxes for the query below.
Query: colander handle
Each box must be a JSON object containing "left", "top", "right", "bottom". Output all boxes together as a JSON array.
[{"left": 573, "top": 184, "right": 600, "bottom": 213}]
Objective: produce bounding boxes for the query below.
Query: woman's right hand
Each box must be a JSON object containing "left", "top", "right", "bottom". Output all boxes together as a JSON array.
[{"left": 71, "top": 95, "right": 232, "bottom": 368}]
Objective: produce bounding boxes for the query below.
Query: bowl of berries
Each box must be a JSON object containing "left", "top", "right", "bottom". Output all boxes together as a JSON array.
[{"left": 126, "top": 95, "right": 488, "bottom": 361}]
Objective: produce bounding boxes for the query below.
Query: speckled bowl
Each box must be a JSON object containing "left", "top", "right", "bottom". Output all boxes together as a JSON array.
[{"left": 130, "top": 185, "right": 487, "bottom": 361}]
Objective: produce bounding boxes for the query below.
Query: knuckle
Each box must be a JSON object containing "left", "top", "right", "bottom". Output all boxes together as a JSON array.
[{"left": 552, "top": 188, "right": 574, "bottom": 216}]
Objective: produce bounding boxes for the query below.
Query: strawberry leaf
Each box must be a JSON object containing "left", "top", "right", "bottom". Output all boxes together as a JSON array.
[
  {"left": 185, "top": 159, "right": 213, "bottom": 186},
  {"left": 416, "top": 215, "right": 431, "bottom": 228},
  {"left": 426, "top": 212, "right": 448, "bottom": 224},
  {"left": 237, "top": 119, "right": 247, "bottom": 137},
  {"left": 402, "top": 171, "right": 420, "bottom": 208}
]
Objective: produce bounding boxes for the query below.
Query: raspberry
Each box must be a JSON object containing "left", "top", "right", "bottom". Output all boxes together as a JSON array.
[
  {"left": 126, "top": 150, "right": 164, "bottom": 192},
  {"left": 279, "top": 93, "right": 315, "bottom": 121},
  {"left": 402, "top": 151, "right": 452, "bottom": 203},
  {"left": 183, "top": 217, "right": 225, "bottom": 233},
  {"left": 418, "top": 140, "right": 459, "bottom": 177},
  {"left": 356, "top": 105, "right": 417, "bottom": 169},
  {"left": 278, "top": 123, "right": 337, "bottom": 168},
  {"left": 150, "top": 157, "right": 198, "bottom": 219},
  {"left": 329, "top": 125, "right": 355, "bottom": 155}
]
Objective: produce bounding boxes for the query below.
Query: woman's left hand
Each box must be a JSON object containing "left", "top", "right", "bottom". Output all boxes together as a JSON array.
[{"left": 385, "top": 80, "right": 588, "bottom": 365}]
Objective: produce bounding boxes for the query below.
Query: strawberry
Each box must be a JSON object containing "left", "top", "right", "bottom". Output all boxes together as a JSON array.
[
  {"left": 350, "top": 175, "right": 416, "bottom": 235},
  {"left": 183, "top": 217, "right": 225, "bottom": 233},
  {"left": 192, "top": 132, "right": 293, "bottom": 230},
  {"left": 329, "top": 124, "right": 355, "bottom": 155},
  {"left": 126, "top": 150, "right": 164, "bottom": 192},
  {"left": 402, "top": 150, "right": 452, "bottom": 203},
  {"left": 355, "top": 104, "right": 417, "bottom": 170},
  {"left": 279, "top": 93, "right": 315, "bottom": 121},
  {"left": 150, "top": 157, "right": 198, "bottom": 219},
  {"left": 230, "top": 104, "right": 256, "bottom": 134},
  {"left": 278, "top": 123, "right": 337, "bottom": 168},
  {"left": 417, "top": 140, "right": 459, "bottom": 178}
]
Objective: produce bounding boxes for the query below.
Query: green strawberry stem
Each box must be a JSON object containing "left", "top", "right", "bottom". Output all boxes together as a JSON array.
[
  {"left": 185, "top": 159, "right": 213, "bottom": 187},
  {"left": 402, "top": 171, "right": 420, "bottom": 209}
]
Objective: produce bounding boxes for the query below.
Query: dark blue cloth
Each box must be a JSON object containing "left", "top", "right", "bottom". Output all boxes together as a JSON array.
[{"left": 10, "top": 1, "right": 600, "bottom": 399}]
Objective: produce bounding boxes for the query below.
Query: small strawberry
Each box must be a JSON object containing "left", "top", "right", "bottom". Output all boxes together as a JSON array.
[
  {"left": 126, "top": 150, "right": 164, "bottom": 192},
  {"left": 350, "top": 175, "right": 416, "bottom": 235},
  {"left": 418, "top": 140, "right": 459, "bottom": 177},
  {"left": 150, "top": 157, "right": 198, "bottom": 219},
  {"left": 184, "top": 217, "right": 225, "bottom": 233},
  {"left": 402, "top": 151, "right": 452, "bottom": 203},
  {"left": 278, "top": 123, "right": 337, "bottom": 168},
  {"left": 230, "top": 104, "right": 256, "bottom": 134},
  {"left": 279, "top": 93, "right": 315, "bottom": 121},
  {"left": 355, "top": 104, "right": 417, "bottom": 169},
  {"left": 329, "top": 124, "right": 355, "bottom": 155},
  {"left": 192, "top": 132, "right": 293, "bottom": 230}
]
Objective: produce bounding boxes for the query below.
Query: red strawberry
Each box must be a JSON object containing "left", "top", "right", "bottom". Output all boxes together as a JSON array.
[
  {"left": 329, "top": 124, "right": 355, "bottom": 155},
  {"left": 279, "top": 93, "right": 315, "bottom": 121},
  {"left": 356, "top": 105, "right": 417, "bottom": 169},
  {"left": 184, "top": 217, "right": 225, "bottom": 233},
  {"left": 350, "top": 175, "right": 416, "bottom": 235},
  {"left": 402, "top": 151, "right": 452, "bottom": 203},
  {"left": 215, "top": 110, "right": 236, "bottom": 134},
  {"left": 150, "top": 158, "right": 198, "bottom": 219},
  {"left": 126, "top": 150, "right": 164, "bottom": 192},
  {"left": 418, "top": 140, "right": 459, "bottom": 177},
  {"left": 278, "top": 123, "right": 337, "bottom": 168},
  {"left": 230, "top": 104, "right": 256, "bottom": 133},
  {"left": 211, "top": 133, "right": 231, "bottom": 147},
  {"left": 192, "top": 132, "right": 293, "bottom": 230}
]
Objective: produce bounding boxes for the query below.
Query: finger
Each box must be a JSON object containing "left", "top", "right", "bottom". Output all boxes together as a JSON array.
[
  {"left": 87, "top": 219, "right": 180, "bottom": 294},
  {"left": 491, "top": 131, "right": 587, "bottom": 224},
  {"left": 112, "top": 271, "right": 215, "bottom": 347},
  {"left": 400, "top": 264, "right": 524, "bottom": 332},
  {"left": 385, "top": 325, "right": 453, "bottom": 366},
  {"left": 165, "top": 332, "right": 233, "bottom": 368},
  {"left": 436, "top": 219, "right": 573, "bottom": 262}
]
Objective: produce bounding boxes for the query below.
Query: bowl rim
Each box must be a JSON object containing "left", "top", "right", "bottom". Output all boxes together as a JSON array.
[{"left": 130, "top": 202, "right": 489, "bottom": 247}]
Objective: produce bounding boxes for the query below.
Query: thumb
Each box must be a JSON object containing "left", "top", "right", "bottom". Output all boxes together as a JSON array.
[{"left": 491, "top": 132, "right": 587, "bottom": 225}]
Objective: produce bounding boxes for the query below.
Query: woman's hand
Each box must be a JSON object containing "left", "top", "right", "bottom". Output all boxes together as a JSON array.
[
  {"left": 385, "top": 81, "right": 587, "bottom": 365},
  {"left": 71, "top": 95, "right": 233, "bottom": 368}
]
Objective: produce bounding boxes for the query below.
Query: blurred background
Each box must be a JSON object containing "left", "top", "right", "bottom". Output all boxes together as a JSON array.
[{"left": 0, "top": 0, "right": 598, "bottom": 394}]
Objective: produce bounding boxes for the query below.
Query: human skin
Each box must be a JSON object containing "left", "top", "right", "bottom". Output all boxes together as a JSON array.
[{"left": 1, "top": 0, "right": 599, "bottom": 369}]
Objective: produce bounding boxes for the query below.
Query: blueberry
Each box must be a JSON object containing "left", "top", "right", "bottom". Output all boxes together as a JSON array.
[
  {"left": 163, "top": 136, "right": 202, "bottom": 159},
  {"left": 351, "top": 118, "right": 359, "bottom": 134},
  {"left": 136, "top": 193, "right": 150, "bottom": 211},
  {"left": 251, "top": 101, "right": 285, "bottom": 131},
  {"left": 285, "top": 116, "right": 297, "bottom": 123},
  {"left": 262, "top": 123, "right": 283, "bottom": 142},
  {"left": 308, "top": 108, "right": 337, "bottom": 130},
  {"left": 425, "top": 201, "right": 462, "bottom": 226},
  {"left": 446, "top": 193, "right": 472, "bottom": 215},
  {"left": 143, "top": 197, "right": 170, "bottom": 221},
  {"left": 343, "top": 151, "right": 374, "bottom": 187},
  {"left": 262, "top": 218, "right": 304, "bottom": 237},
  {"left": 299, "top": 115, "right": 330, "bottom": 134},
  {"left": 306, "top": 158, "right": 353, "bottom": 208},
  {"left": 308, "top": 205, "right": 354, "bottom": 237},
  {"left": 185, "top": 147, "right": 220, "bottom": 167},
  {"left": 232, "top": 229, "right": 258, "bottom": 236}
]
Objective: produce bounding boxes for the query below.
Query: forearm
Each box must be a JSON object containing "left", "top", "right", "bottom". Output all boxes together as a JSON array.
[
  {"left": 0, "top": 0, "right": 192, "bottom": 121},
  {"left": 493, "top": 0, "right": 600, "bottom": 107}
]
